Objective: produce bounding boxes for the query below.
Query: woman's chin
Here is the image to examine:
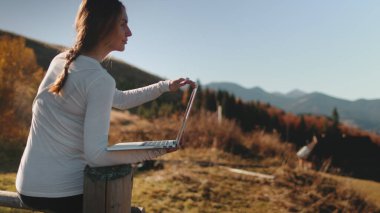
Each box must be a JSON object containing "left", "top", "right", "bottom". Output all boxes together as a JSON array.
[{"left": 115, "top": 46, "right": 125, "bottom": 52}]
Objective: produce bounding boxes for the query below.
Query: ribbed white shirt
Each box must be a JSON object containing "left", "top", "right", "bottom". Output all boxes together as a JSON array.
[{"left": 16, "top": 53, "right": 169, "bottom": 197}]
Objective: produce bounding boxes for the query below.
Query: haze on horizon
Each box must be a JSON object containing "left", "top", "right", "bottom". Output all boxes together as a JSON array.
[{"left": 0, "top": 0, "right": 379, "bottom": 101}]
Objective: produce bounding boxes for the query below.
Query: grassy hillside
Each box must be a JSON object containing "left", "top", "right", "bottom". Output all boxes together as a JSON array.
[
  {"left": 2, "top": 152, "right": 379, "bottom": 212},
  {"left": 132, "top": 150, "right": 380, "bottom": 212},
  {"left": 106, "top": 110, "right": 380, "bottom": 212},
  {"left": 1, "top": 110, "right": 380, "bottom": 212}
]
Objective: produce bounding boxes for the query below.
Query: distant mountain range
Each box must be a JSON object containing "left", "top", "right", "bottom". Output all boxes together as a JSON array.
[{"left": 205, "top": 82, "right": 380, "bottom": 133}]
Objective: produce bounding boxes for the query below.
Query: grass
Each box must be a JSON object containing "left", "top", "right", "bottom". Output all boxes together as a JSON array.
[
  {"left": 0, "top": 173, "right": 36, "bottom": 213},
  {"left": 132, "top": 164, "right": 283, "bottom": 213},
  {"left": 320, "top": 172, "right": 380, "bottom": 209},
  {"left": 132, "top": 149, "right": 288, "bottom": 213},
  {"left": 131, "top": 148, "right": 380, "bottom": 212},
  {"left": 0, "top": 173, "right": 16, "bottom": 192},
  {"left": 1, "top": 148, "right": 380, "bottom": 212},
  {"left": 1, "top": 111, "right": 380, "bottom": 212}
]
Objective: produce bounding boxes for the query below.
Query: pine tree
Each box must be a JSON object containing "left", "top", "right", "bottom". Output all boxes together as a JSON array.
[
  {"left": 194, "top": 79, "right": 202, "bottom": 110},
  {"left": 332, "top": 107, "right": 339, "bottom": 127}
]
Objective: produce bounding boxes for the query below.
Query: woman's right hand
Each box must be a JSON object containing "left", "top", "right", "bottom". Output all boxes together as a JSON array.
[{"left": 169, "top": 77, "right": 196, "bottom": 92}]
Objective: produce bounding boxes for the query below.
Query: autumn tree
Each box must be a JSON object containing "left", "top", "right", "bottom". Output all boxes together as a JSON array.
[
  {"left": 0, "top": 35, "right": 44, "bottom": 140},
  {"left": 0, "top": 35, "right": 44, "bottom": 170}
]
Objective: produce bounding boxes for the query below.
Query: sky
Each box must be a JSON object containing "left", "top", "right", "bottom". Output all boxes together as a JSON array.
[{"left": 0, "top": 0, "right": 379, "bottom": 101}]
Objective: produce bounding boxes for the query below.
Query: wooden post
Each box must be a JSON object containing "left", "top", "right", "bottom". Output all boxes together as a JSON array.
[{"left": 83, "top": 164, "right": 134, "bottom": 213}]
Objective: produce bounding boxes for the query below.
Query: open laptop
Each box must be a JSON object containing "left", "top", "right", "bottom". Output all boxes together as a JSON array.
[{"left": 107, "top": 86, "right": 198, "bottom": 151}]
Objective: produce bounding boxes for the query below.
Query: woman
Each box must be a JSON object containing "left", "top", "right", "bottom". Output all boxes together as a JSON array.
[{"left": 15, "top": 0, "right": 195, "bottom": 212}]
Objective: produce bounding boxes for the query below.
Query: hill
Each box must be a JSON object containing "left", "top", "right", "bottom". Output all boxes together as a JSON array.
[
  {"left": 3, "top": 150, "right": 379, "bottom": 213},
  {"left": 205, "top": 82, "right": 380, "bottom": 133},
  {"left": 96, "top": 110, "right": 380, "bottom": 212},
  {"left": 2, "top": 111, "right": 380, "bottom": 212},
  {"left": 0, "top": 29, "right": 165, "bottom": 90}
]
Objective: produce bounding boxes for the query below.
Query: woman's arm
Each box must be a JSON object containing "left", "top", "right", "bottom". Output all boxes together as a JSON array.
[
  {"left": 112, "top": 78, "right": 196, "bottom": 110},
  {"left": 112, "top": 80, "right": 170, "bottom": 110},
  {"left": 83, "top": 75, "right": 165, "bottom": 167}
]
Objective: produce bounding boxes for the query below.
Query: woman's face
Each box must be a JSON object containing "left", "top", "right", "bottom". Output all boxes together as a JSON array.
[{"left": 107, "top": 7, "right": 132, "bottom": 52}]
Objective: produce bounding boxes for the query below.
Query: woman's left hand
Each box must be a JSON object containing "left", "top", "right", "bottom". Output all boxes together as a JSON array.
[{"left": 169, "top": 78, "right": 196, "bottom": 92}]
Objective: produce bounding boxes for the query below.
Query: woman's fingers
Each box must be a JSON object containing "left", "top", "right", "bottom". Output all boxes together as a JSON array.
[{"left": 169, "top": 77, "right": 197, "bottom": 92}]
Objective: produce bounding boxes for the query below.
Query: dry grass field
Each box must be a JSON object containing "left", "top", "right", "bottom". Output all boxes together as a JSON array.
[{"left": 1, "top": 110, "right": 380, "bottom": 212}]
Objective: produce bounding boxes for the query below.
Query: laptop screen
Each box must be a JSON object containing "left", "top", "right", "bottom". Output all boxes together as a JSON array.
[{"left": 176, "top": 86, "right": 198, "bottom": 144}]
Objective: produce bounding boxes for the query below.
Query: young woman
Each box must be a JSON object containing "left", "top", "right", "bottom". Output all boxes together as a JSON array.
[{"left": 15, "top": 0, "right": 195, "bottom": 212}]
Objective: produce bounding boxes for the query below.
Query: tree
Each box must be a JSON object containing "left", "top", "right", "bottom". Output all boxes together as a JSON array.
[
  {"left": 332, "top": 107, "right": 339, "bottom": 128},
  {"left": 203, "top": 89, "right": 217, "bottom": 111},
  {"left": 0, "top": 36, "right": 44, "bottom": 169},
  {"left": 194, "top": 79, "right": 202, "bottom": 111},
  {"left": 0, "top": 35, "right": 44, "bottom": 140}
]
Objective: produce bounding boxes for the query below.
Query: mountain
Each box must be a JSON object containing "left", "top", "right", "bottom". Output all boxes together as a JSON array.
[
  {"left": 205, "top": 82, "right": 380, "bottom": 133},
  {"left": 285, "top": 89, "right": 307, "bottom": 99}
]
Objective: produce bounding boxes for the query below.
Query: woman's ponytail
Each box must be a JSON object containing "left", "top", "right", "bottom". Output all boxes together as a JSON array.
[{"left": 48, "top": 47, "right": 80, "bottom": 95}]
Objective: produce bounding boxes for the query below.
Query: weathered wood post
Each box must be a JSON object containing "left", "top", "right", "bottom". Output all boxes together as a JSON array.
[{"left": 83, "top": 164, "right": 135, "bottom": 213}]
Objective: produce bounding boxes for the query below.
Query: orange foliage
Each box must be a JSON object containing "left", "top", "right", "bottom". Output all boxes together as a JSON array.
[
  {"left": 280, "top": 113, "right": 299, "bottom": 127},
  {"left": 303, "top": 115, "right": 330, "bottom": 131},
  {"left": 340, "top": 125, "right": 380, "bottom": 145},
  {"left": 266, "top": 106, "right": 284, "bottom": 117},
  {"left": 0, "top": 35, "right": 44, "bottom": 141},
  {"left": 255, "top": 101, "right": 380, "bottom": 147}
]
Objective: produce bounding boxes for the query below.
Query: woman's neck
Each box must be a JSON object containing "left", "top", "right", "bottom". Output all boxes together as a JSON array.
[{"left": 82, "top": 45, "right": 111, "bottom": 62}]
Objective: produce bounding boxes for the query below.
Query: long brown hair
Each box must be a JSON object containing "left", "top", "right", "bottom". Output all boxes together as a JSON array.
[{"left": 49, "top": 0, "right": 124, "bottom": 95}]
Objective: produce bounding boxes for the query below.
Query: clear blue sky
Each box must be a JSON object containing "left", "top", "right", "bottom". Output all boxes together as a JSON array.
[{"left": 1, "top": 0, "right": 379, "bottom": 101}]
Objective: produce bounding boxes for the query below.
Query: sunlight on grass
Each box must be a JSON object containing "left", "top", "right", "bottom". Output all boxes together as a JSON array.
[
  {"left": 1, "top": 149, "right": 380, "bottom": 212},
  {"left": 132, "top": 163, "right": 286, "bottom": 213},
  {"left": 0, "top": 173, "right": 16, "bottom": 191},
  {"left": 0, "top": 173, "right": 37, "bottom": 213},
  {"left": 321, "top": 172, "right": 380, "bottom": 209}
]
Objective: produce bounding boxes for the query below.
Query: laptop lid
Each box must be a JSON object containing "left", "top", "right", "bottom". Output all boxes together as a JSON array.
[{"left": 175, "top": 86, "right": 197, "bottom": 146}]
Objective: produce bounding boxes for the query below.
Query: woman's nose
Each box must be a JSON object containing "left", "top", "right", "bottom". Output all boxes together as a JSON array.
[{"left": 126, "top": 26, "right": 132, "bottom": 37}]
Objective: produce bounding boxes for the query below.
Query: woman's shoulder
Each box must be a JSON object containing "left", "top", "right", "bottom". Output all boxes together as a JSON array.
[
  {"left": 50, "top": 51, "right": 102, "bottom": 70},
  {"left": 46, "top": 52, "right": 67, "bottom": 70},
  {"left": 49, "top": 51, "right": 115, "bottom": 85},
  {"left": 53, "top": 51, "right": 67, "bottom": 61}
]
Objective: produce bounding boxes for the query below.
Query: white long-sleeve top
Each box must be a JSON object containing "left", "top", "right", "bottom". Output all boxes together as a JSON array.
[{"left": 16, "top": 53, "right": 169, "bottom": 197}]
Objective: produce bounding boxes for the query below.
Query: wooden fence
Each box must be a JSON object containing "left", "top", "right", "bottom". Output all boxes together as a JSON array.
[{"left": 0, "top": 164, "right": 144, "bottom": 213}]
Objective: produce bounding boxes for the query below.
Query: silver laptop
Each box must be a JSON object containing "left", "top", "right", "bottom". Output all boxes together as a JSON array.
[{"left": 107, "top": 86, "right": 198, "bottom": 151}]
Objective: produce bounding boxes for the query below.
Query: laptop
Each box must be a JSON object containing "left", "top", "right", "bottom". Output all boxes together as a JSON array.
[{"left": 107, "top": 86, "right": 198, "bottom": 151}]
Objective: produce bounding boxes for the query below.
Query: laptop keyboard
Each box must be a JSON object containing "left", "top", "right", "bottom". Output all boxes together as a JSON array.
[{"left": 143, "top": 140, "right": 176, "bottom": 148}]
